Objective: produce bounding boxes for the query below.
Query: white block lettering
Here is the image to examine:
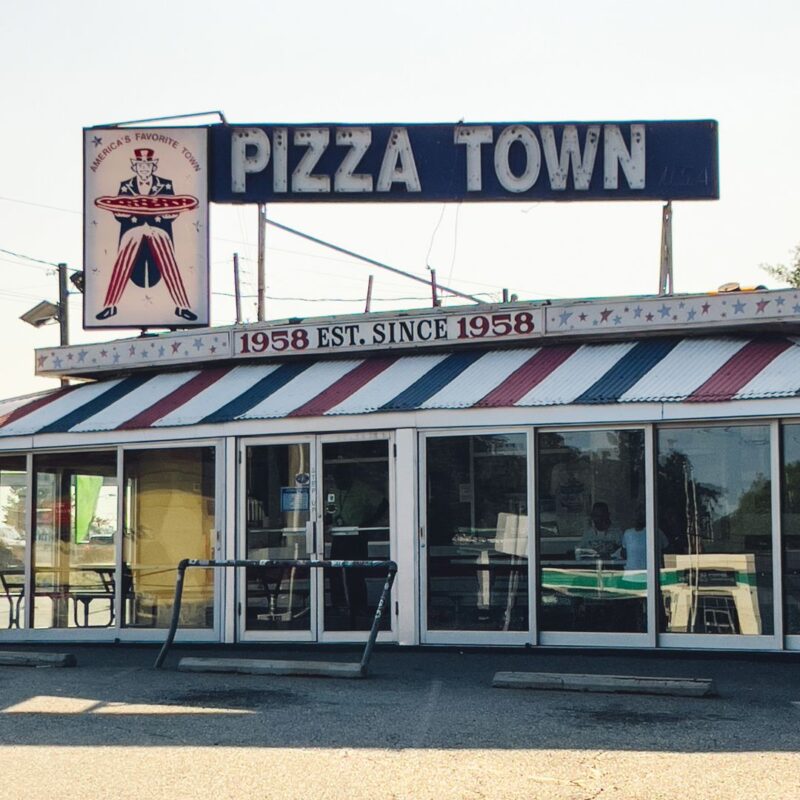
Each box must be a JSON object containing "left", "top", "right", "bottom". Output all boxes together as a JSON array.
[
  {"left": 273, "top": 127, "right": 288, "bottom": 192},
  {"left": 540, "top": 124, "right": 600, "bottom": 190},
  {"left": 377, "top": 128, "right": 421, "bottom": 192},
  {"left": 231, "top": 128, "right": 270, "bottom": 193},
  {"left": 494, "top": 126, "right": 541, "bottom": 193},
  {"left": 335, "top": 127, "right": 373, "bottom": 192},
  {"left": 454, "top": 125, "right": 493, "bottom": 191},
  {"left": 292, "top": 128, "right": 331, "bottom": 193},
  {"left": 604, "top": 124, "right": 645, "bottom": 189}
]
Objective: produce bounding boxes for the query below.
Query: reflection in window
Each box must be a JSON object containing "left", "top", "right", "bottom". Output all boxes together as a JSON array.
[
  {"left": 657, "top": 426, "right": 772, "bottom": 635},
  {"left": 781, "top": 425, "right": 800, "bottom": 634},
  {"left": 537, "top": 430, "right": 646, "bottom": 633},
  {"left": 426, "top": 434, "right": 528, "bottom": 632},
  {"left": 32, "top": 452, "right": 118, "bottom": 629},
  {"left": 0, "top": 456, "right": 26, "bottom": 629},
  {"left": 124, "top": 447, "right": 215, "bottom": 629}
]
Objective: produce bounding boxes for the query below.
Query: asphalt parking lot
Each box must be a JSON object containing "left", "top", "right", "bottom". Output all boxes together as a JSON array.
[{"left": 1, "top": 643, "right": 799, "bottom": 799}]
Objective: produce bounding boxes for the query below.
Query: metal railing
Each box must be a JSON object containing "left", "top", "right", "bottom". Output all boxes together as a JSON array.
[{"left": 154, "top": 558, "right": 398, "bottom": 676}]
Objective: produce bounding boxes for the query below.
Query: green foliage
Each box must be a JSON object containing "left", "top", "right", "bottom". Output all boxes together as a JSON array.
[{"left": 761, "top": 244, "right": 800, "bottom": 288}]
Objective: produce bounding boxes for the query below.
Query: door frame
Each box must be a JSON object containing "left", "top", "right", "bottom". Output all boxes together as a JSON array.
[
  {"left": 236, "top": 430, "right": 398, "bottom": 644},
  {"left": 237, "top": 434, "right": 318, "bottom": 643}
]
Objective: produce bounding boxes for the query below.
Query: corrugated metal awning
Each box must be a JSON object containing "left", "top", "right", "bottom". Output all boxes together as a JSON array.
[{"left": 2, "top": 336, "right": 798, "bottom": 437}]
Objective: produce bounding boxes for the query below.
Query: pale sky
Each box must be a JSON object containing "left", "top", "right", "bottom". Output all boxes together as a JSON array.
[{"left": 1, "top": 0, "right": 798, "bottom": 397}]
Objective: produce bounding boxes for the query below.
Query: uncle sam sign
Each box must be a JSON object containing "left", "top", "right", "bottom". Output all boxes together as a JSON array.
[{"left": 84, "top": 127, "right": 209, "bottom": 328}]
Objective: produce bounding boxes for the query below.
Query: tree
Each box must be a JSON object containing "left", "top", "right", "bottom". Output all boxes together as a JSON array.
[{"left": 761, "top": 244, "right": 800, "bottom": 288}]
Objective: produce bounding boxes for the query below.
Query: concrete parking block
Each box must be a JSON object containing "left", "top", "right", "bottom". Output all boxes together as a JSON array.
[
  {"left": 492, "top": 671, "right": 716, "bottom": 697},
  {"left": 0, "top": 651, "right": 76, "bottom": 668},
  {"left": 178, "top": 656, "right": 364, "bottom": 678}
]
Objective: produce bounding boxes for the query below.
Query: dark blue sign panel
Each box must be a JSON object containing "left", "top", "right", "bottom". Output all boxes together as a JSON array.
[{"left": 209, "top": 120, "right": 718, "bottom": 204}]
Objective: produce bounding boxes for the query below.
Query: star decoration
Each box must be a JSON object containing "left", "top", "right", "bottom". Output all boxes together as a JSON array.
[
  {"left": 158, "top": 346, "right": 166, "bottom": 357},
  {"left": 755, "top": 299, "right": 770, "bottom": 313},
  {"left": 129, "top": 345, "right": 136, "bottom": 356},
  {"left": 645, "top": 312, "right": 654, "bottom": 322},
  {"left": 193, "top": 338, "right": 204, "bottom": 350},
  {"left": 658, "top": 304, "right": 671, "bottom": 318},
  {"left": 613, "top": 315, "right": 622, "bottom": 325},
  {"left": 141, "top": 350, "right": 148, "bottom": 358},
  {"left": 53, "top": 356, "right": 63, "bottom": 368},
  {"left": 794, "top": 304, "right": 800, "bottom": 314},
  {"left": 579, "top": 313, "right": 587, "bottom": 322},
  {"left": 701, "top": 302, "right": 711, "bottom": 314},
  {"left": 592, "top": 320, "right": 598, "bottom": 326},
  {"left": 776, "top": 296, "right": 786, "bottom": 306},
  {"left": 633, "top": 306, "right": 642, "bottom": 318},
  {"left": 558, "top": 310, "right": 573, "bottom": 326},
  {"left": 113, "top": 354, "right": 120, "bottom": 364},
  {"left": 92, "top": 136, "right": 102, "bottom": 147},
  {"left": 193, "top": 221, "right": 202, "bottom": 232},
  {"left": 679, "top": 301, "right": 685, "bottom": 309},
  {"left": 209, "top": 345, "right": 217, "bottom": 353},
  {"left": 171, "top": 342, "right": 181, "bottom": 353},
  {"left": 599, "top": 308, "right": 612, "bottom": 322},
  {"left": 77, "top": 350, "right": 88, "bottom": 363},
  {"left": 732, "top": 300, "right": 746, "bottom": 314},
  {"left": 687, "top": 308, "right": 697, "bottom": 321},
  {"left": 100, "top": 350, "right": 108, "bottom": 358},
  {"left": 37, "top": 355, "right": 47, "bottom": 368},
  {"left": 67, "top": 352, "right": 74, "bottom": 361}
]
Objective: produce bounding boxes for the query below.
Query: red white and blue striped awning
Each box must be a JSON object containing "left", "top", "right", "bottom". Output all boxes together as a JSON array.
[{"left": 2, "top": 336, "right": 799, "bottom": 437}]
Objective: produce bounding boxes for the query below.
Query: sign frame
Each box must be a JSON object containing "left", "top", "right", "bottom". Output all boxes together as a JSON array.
[{"left": 83, "top": 125, "right": 210, "bottom": 330}]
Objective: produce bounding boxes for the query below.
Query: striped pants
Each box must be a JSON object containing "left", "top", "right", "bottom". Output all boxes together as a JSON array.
[{"left": 104, "top": 224, "right": 191, "bottom": 308}]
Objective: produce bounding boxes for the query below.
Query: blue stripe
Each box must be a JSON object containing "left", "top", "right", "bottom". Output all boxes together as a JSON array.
[
  {"left": 380, "top": 352, "right": 484, "bottom": 411},
  {"left": 575, "top": 339, "right": 679, "bottom": 404},
  {"left": 38, "top": 375, "right": 153, "bottom": 433},
  {"left": 200, "top": 362, "right": 309, "bottom": 423}
]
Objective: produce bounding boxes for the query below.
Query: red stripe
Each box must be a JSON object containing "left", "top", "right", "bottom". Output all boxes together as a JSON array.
[
  {"left": 116, "top": 367, "right": 231, "bottom": 430},
  {"left": 288, "top": 358, "right": 396, "bottom": 417},
  {"left": 0, "top": 386, "right": 74, "bottom": 428},
  {"left": 687, "top": 338, "right": 792, "bottom": 402},
  {"left": 475, "top": 345, "right": 579, "bottom": 407}
]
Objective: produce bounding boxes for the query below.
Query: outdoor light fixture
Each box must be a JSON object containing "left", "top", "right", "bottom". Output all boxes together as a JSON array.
[
  {"left": 69, "top": 270, "right": 85, "bottom": 293},
  {"left": 19, "top": 300, "right": 60, "bottom": 328}
]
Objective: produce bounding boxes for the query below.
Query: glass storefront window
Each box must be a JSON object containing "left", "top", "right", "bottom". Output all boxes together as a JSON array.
[
  {"left": 781, "top": 425, "right": 800, "bottom": 634},
  {"left": 537, "top": 429, "right": 647, "bottom": 633},
  {"left": 32, "top": 451, "right": 118, "bottom": 629},
  {"left": 322, "top": 439, "right": 391, "bottom": 632},
  {"left": 0, "top": 456, "right": 26, "bottom": 629},
  {"left": 426, "top": 433, "right": 528, "bottom": 632},
  {"left": 123, "top": 447, "right": 215, "bottom": 629},
  {"left": 657, "top": 426, "right": 772, "bottom": 635},
  {"left": 244, "top": 443, "right": 313, "bottom": 632}
]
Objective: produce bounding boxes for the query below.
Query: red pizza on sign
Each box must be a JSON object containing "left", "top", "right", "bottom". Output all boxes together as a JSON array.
[{"left": 94, "top": 194, "right": 199, "bottom": 216}]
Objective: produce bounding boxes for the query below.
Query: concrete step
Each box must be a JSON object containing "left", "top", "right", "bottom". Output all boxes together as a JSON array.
[
  {"left": 492, "top": 671, "right": 716, "bottom": 697},
  {"left": 0, "top": 651, "right": 77, "bottom": 668},
  {"left": 178, "top": 657, "right": 365, "bottom": 679}
]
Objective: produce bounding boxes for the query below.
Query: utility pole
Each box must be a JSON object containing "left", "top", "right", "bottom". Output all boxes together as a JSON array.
[
  {"left": 257, "top": 204, "right": 267, "bottom": 321},
  {"left": 365, "top": 274, "right": 374, "bottom": 313},
  {"left": 233, "top": 252, "right": 242, "bottom": 324},
  {"left": 57, "top": 263, "right": 69, "bottom": 387},
  {"left": 659, "top": 201, "right": 673, "bottom": 296}
]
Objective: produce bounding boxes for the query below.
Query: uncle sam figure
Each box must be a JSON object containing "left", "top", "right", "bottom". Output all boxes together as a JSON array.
[{"left": 95, "top": 148, "right": 197, "bottom": 322}]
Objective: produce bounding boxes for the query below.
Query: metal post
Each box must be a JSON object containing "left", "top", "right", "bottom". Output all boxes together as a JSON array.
[
  {"left": 365, "top": 274, "right": 374, "bottom": 313},
  {"left": 659, "top": 201, "right": 673, "bottom": 296},
  {"left": 154, "top": 559, "right": 189, "bottom": 669},
  {"left": 233, "top": 252, "right": 242, "bottom": 324},
  {"left": 502, "top": 288, "right": 509, "bottom": 303},
  {"left": 257, "top": 204, "right": 267, "bottom": 321},
  {"left": 430, "top": 268, "right": 439, "bottom": 307},
  {"left": 57, "top": 263, "right": 69, "bottom": 387}
]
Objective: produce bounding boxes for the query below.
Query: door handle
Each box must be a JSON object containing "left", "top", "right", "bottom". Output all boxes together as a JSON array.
[{"left": 305, "top": 521, "right": 316, "bottom": 555}]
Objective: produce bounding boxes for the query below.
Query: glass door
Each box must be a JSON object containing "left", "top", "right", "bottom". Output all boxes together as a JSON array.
[
  {"left": 239, "top": 439, "right": 316, "bottom": 640},
  {"left": 318, "top": 434, "right": 394, "bottom": 641}
]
